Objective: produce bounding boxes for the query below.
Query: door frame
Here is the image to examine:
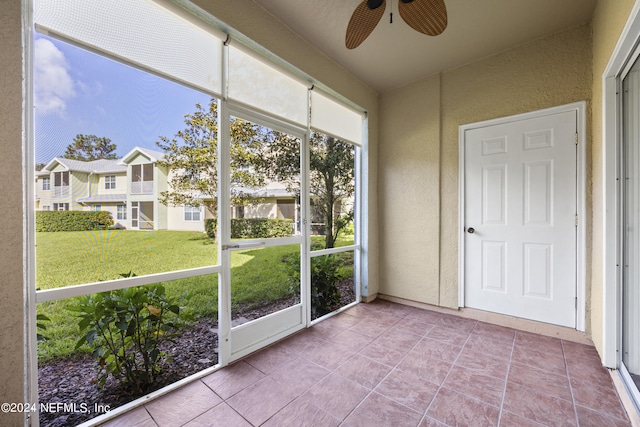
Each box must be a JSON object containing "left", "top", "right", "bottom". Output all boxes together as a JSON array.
[
  {"left": 458, "top": 101, "right": 587, "bottom": 331},
  {"left": 603, "top": 0, "right": 640, "bottom": 370},
  {"left": 219, "top": 102, "right": 309, "bottom": 362}
]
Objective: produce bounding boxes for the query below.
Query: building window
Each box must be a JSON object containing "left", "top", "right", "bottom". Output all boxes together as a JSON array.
[
  {"left": 53, "top": 171, "right": 69, "bottom": 197},
  {"left": 131, "top": 164, "right": 154, "bottom": 194},
  {"left": 105, "top": 175, "right": 116, "bottom": 190},
  {"left": 42, "top": 205, "right": 50, "bottom": 211},
  {"left": 184, "top": 205, "right": 201, "bottom": 221},
  {"left": 54, "top": 171, "right": 69, "bottom": 186},
  {"left": 233, "top": 205, "right": 245, "bottom": 219},
  {"left": 42, "top": 177, "right": 50, "bottom": 191},
  {"left": 53, "top": 203, "right": 69, "bottom": 211},
  {"left": 117, "top": 204, "right": 126, "bottom": 220},
  {"left": 93, "top": 205, "right": 102, "bottom": 211}
]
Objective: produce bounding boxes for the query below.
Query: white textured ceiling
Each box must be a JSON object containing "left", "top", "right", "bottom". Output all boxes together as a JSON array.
[{"left": 252, "top": 0, "right": 597, "bottom": 92}]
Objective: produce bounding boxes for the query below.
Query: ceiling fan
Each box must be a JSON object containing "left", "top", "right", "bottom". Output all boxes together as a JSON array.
[{"left": 346, "top": 0, "right": 447, "bottom": 49}]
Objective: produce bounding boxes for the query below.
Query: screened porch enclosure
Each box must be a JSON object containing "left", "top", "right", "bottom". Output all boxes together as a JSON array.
[
  {"left": 131, "top": 201, "right": 154, "bottom": 230},
  {"left": 30, "top": 0, "right": 365, "bottom": 425}
]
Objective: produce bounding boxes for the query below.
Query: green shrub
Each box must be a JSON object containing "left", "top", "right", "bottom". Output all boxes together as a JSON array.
[
  {"left": 205, "top": 218, "right": 217, "bottom": 239},
  {"left": 36, "top": 210, "right": 114, "bottom": 232},
  {"left": 230, "top": 218, "right": 293, "bottom": 239},
  {"left": 68, "top": 282, "right": 184, "bottom": 391},
  {"left": 285, "top": 253, "right": 343, "bottom": 318}
]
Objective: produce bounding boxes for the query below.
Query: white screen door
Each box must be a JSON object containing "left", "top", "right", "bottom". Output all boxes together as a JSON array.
[
  {"left": 463, "top": 110, "right": 577, "bottom": 327},
  {"left": 221, "top": 109, "right": 307, "bottom": 362}
]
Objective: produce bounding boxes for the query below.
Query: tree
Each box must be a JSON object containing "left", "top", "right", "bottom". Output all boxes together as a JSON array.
[
  {"left": 266, "top": 131, "right": 355, "bottom": 249},
  {"left": 157, "top": 99, "right": 355, "bottom": 249},
  {"left": 63, "top": 134, "right": 117, "bottom": 161},
  {"left": 156, "top": 99, "right": 267, "bottom": 217},
  {"left": 309, "top": 134, "right": 355, "bottom": 249}
]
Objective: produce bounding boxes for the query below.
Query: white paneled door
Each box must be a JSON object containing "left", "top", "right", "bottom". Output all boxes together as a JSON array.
[{"left": 464, "top": 110, "right": 577, "bottom": 327}]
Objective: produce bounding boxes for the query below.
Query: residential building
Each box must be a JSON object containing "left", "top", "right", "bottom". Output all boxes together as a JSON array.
[{"left": 35, "top": 146, "right": 299, "bottom": 232}]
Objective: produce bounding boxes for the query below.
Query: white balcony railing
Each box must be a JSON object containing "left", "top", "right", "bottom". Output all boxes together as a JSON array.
[
  {"left": 131, "top": 181, "right": 153, "bottom": 194},
  {"left": 53, "top": 186, "right": 69, "bottom": 198}
]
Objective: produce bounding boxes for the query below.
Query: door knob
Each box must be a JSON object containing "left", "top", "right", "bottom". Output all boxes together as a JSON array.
[{"left": 467, "top": 227, "right": 475, "bottom": 234}]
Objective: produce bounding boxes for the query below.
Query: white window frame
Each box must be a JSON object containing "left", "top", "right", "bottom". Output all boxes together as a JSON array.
[
  {"left": 117, "top": 204, "right": 126, "bottom": 220},
  {"left": 184, "top": 205, "right": 201, "bottom": 222},
  {"left": 42, "top": 177, "right": 50, "bottom": 191},
  {"left": 53, "top": 171, "right": 69, "bottom": 187},
  {"left": 131, "top": 164, "right": 154, "bottom": 194},
  {"left": 93, "top": 204, "right": 102, "bottom": 211},
  {"left": 105, "top": 175, "right": 116, "bottom": 190}
]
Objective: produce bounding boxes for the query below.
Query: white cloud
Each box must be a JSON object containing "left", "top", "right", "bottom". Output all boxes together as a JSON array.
[{"left": 34, "top": 38, "right": 76, "bottom": 115}]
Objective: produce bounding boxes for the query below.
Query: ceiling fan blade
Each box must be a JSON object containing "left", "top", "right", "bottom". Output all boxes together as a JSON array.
[
  {"left": 399, "top": 0, "right": 447, "bottom": 36},
  {"left": 345, "top": 0, "right": 386, "bottom": 49}
]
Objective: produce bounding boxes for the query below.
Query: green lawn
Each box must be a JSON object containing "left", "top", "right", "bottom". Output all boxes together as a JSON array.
[
  {"left": 36, "top": 230, "right": 219, "bottom": 289},
  {"left": 36, "top": 230, "right": 354, "bottom": 360}
]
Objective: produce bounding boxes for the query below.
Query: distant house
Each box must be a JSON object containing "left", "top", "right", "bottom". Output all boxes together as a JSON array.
[
  {"left": 35, "top": 146, "right": 298, "bottom": 232},
  {"left": 36, "top": 157, "right": 128, "bottom": 224}
]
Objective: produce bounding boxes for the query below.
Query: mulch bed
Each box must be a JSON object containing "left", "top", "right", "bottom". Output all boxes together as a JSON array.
[{"left": 38, "top": 278, "right": 355, "bottom": 427}]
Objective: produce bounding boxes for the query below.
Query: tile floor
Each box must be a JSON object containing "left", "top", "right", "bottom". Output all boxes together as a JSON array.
[{"left": 102, "top": 300, "right": 633, "bottom": 427}]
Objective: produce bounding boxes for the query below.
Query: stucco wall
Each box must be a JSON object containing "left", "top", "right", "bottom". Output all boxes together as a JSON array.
[
  {"left": 0, "top": 1, "right": 26, "bottom": 425},
  {"left": 590, "top": 0, "right": 637, "bottom": 355},
  {"left": 379, "top": 75, "right": 441, "bottom": 303},
  {"left": 379, "top": 25, "right": 593, "bottom": 316}
]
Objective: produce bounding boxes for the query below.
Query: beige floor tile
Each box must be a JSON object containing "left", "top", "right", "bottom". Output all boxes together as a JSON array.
[
  {"left": 100, "top": 407, "right": 156, "bottom": 427},
  {"left": 226, "top": 376, "right": 297, "bottom": 426},
  {"left": 455, "top": 347, "right": 510, "bottom": 379},
  {"left": 507, "top": 362, "right": 571, "bottom": 401},
  {"left": 145, "top": 381, "right": 222, "bottom": 427},
  {"left": 442, "top": 365, "right": 506, "bottom": 406},
  {"left": 502, "top": 382, "right": 576, "bottom": 426},
  {"left": 269, "top": 357, "right": 330, "bottom": 396},
  {"left": 343, "top": 392, "right": 422, "bottom": 427},
  {"left": 427, "top": 388, "right": 500, "bottom": 427},
  {"left": 374, "top": 368, "right": 439, "bottom": 413},
  {"left": 335, "top": 353, "right": 392, "bottom": 389},
  {"left": 303, "top": 372, "right": 369, "bottom": 421},
  {"left": 201, "top": 361, "right": 265, "bottom": 400},
  {"left": 183, "top": 403, "right": 251, "bottom": 427},
  {"left": 262, "top": 398, "right": 340, "bottom": 427}
]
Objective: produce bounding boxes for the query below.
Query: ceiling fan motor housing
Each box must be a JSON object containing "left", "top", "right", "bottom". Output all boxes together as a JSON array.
[{"left": 367, "top": 0, "right": 384, "bottom": 10}]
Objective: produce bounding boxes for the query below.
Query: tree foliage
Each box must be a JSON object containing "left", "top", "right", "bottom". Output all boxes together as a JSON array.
[
  {"left": 63, "top": 134, "right": 117, "bottom": 161},
  {"left": 262, "top": 132, "right": 355, "bottom": 249},
  {"left": 309, "top": 134, "right": 355, "bottom": 249},
  {"left": 157, "top": 98, "right": 355, "bottom": 249},
  {"left": 156, "top": 100, "right": 267, "bottom": 216}
]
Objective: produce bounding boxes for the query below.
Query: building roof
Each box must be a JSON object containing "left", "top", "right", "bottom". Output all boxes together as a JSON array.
[
  {"left": 43, "top": 157, "right": 127, "bottom": 174},
  {"left": 77, "top": 194, "right": 128, "bottom": 203},
  {"left": 119, "top": 146, "right": 166, "bottom": 164}
]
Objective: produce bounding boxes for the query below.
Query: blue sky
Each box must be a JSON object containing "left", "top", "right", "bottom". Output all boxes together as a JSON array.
[{"left": 34, "top": 33, "right": 212, "bottom": 164}]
